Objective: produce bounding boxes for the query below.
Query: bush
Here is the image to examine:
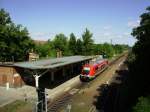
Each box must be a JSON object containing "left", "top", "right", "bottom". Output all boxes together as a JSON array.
[{"left": 133, "top": 96, "right": 150, "bottom": 112}]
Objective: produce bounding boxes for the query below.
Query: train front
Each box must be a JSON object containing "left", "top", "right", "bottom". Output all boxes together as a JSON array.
[{"left": 79, "top": 65, "right": 94, "bottom": 81}]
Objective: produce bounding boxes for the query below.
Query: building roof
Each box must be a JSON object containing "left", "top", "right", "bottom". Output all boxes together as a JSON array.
[{"left": 14, "top": 56, "right": 93, "bottom": 70}]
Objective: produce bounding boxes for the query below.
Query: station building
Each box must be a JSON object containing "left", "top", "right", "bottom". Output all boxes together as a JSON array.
[
  {"left": 0, "top": 64, "right": 24, "bottom": 87},
  {"left": 0, "top": 56, "right": 92, "bottom": 88}
]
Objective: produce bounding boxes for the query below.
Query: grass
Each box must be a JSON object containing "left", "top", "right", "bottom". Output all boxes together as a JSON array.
[{"left": 0, "top": 100, "right": 33, "bottom": 112}]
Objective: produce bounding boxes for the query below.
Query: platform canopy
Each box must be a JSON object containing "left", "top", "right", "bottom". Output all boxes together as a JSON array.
[{"left": 14, "top": 56, "right": 93, "bottom": 70}]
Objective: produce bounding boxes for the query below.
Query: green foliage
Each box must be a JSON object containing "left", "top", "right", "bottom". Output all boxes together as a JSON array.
[
  {"left": 0, "top": 9, "right": 35, "bottom": 61},
  {"left": 131, "top": 6, "right": 150, "bottom": 57},
  {"left": 35, "top": 43, "right": 50, "bottom": 57},
  {"left": 52, "top": 33, "right": 67, "bottom": 52},
  {"left": 113, "top": 44, "right": 124, "bottom": 54},
  {"left": 0, "top": 8, "right": 11, "bottom": 25},
  {"left": 133, "top": 96, "right": 150, "bottom": 112},
  {"left": 102, "top": 43, "right": 114, "bottom": 58},
  {"left": 76, "top": 38, "right": 83, "bottom": 55},
  {"left": 126, "top": 51, "right": 136, "bottom": 65},
  {"left": 127, "top": 6, "right": 150, "bottom": 90},
  {"left": 125, "top": 6, "right": 150, "bottom": 112},
  {"left": 68, "top": 33, "right": 77, "bottom": 55},
  {"left": 82, "top": 28, "right": 94, "bottom": 55},
  {"left": 92, "top": 44, "right": 101, "bottom": 55},
  {"left": 92, "top": 43, "right": 128, "bottom": 58}
]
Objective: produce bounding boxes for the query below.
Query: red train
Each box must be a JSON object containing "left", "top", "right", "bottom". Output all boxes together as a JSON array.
[{"left": 80, "top": 59, "right": 108, "bottom": 81}]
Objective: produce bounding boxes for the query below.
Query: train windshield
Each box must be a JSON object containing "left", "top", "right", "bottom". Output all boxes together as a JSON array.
[{"left": 83, "top": 67, "right": 90, "bottom": 74}]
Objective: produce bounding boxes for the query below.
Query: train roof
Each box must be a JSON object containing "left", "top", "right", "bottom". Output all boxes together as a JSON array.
[
  {"left": 89, "top": 59, "right": 107, "bottom": 65},
  {"left": 14, "top": 56, "right": 93, "bottom": 70}
]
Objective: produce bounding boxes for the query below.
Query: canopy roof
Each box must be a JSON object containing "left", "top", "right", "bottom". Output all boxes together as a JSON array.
[{"left": 14, "top": 56, "right": 92, "bottom": 70}]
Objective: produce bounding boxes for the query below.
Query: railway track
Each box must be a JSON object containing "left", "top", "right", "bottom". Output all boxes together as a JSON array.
[
  {"left": 48, "top": 92, "right": 73, "bottom": 112},
  {"left": 47, "top": 53, "right": 127, "bottom": 112},
  {"left": 47, "top": 82, "right": 87, "bottom": 112}
]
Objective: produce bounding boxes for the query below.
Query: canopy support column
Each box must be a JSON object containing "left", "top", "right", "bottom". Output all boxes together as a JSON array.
[{"left": 33, "top": 71, "right": 48, "bottom": 112}]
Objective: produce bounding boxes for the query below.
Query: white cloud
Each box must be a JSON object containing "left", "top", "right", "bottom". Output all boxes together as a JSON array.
[
  {"left": 116, "top": 35, "right": 123, "bottom": 38},
  {"left": 94, "top": 31, "right": 136, "bottom": 46},
  {"left": 127, "top": 20, "right": 140, "bottom": 28},
  {"left": 123, "top": 32, "right": 131, "bottom": 36},
  {"left": 103, "top": 32, "right": 111, "bottom": 36},
  {"left": 30, "top": 32, "right": 49, "bottom": 37},
  {"left": 29, "top": 32, "right": 56, "bottom": 40},
  {"left": 103, "top": 25, "right": 112, "bottom": 30}
]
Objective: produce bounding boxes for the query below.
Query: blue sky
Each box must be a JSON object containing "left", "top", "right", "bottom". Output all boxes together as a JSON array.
[{"left": 0, "top": 0, "right": 150, "bottom": 46}]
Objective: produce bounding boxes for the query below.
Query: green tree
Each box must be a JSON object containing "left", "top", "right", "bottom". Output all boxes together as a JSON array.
[
  {"left": 125, "top": 6, "right": 150, "bottom": 112},
  {"left": 102, "top": 43, "right": 114, "bottom": 58},
  {"left": 68, "top": 33, "right": 77, "bottom": 55},
  {"left": 0, "top": 9, "right": 11, "bottom": 25},
  {"left": 76, "top": 38, "right": 83, "bottom": 55},
  {"left": 0, "top": 9, "right": 34, "bottom": 61},
  {"left": 133, "top": 96, "right": 150, "bottom": 112},
  {"left": 82, "top": 28, "right": 94, "bottom": 55},
  {"left": 128, "top": 6, "right": 150, "bottom": 92},
  {"left": 113, "top": 44, "right": 124, "bottom": 54},
  {"left": 52, "top": 33, "right": 67, "bottom": 55},
  {"left": 92, "top": 44, "right": 103, "bottom": 55},
  {"left": 35, "top": 40, "right": 56, "bottom": 58}
]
